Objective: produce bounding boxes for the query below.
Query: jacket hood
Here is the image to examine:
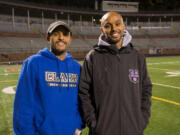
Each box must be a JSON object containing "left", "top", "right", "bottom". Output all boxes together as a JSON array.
[
  {"left": 38, "top": 48, "right": 72, "bottom": 61},
  {"left": 37, "top": 48, "right": 73, "bottom": 92},
  {"left": 95, "top": 30, "right": 133, "bottom": 54},
  {"left": 98, "top": 30, "right": 132, "bottom": 48}
]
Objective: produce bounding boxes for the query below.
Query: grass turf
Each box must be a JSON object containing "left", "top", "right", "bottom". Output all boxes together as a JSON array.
[{"left": 0, "top": 56, "right": 180, "bottom": 135}]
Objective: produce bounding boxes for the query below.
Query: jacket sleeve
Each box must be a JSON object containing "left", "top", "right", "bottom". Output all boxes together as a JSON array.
[
  {"left": 13, "top": 59, "right": 39, "bottom": 135},
  {"left": 141, "top": 57, "right": 152, "bottom": 129},
  {"left": 78, "top": 55, "right": 97, "bottom": 128}
]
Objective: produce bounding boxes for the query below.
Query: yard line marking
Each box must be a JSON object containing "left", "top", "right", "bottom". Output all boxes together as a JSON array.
[
  {"left": 0, "top": 80, "right": 18, "bottom": 83},
  {"left": 0, "top": 73, "right": 19, "bottom": 76},
  {"left": 152, "top": 96, "right": 180, "bottom": 106},
  {"left": 147, "top": 61, "right": 180, "bottom": 65},
  {"left": 148, "top": 67, "right": 169, "bottom": 71},
  {"left": 166, "top": 71, "right": 180, "bottom": 77},
  {"left": 152, "top": 82, "right": 180, "bottom": 90},
  {"left": 148, "top": 68, "right": 180, "bottom": 77}
]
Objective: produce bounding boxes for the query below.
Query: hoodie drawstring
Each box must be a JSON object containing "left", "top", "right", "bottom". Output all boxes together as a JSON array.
[
  {"left": 65, "top": 59, "right": 70, "bottom": 91},
  {"left": 57, "top": 60, "right": 62, "bottom": 92},
  {"left": 39, "top": 48, "right": 72, "bottom": 92}
]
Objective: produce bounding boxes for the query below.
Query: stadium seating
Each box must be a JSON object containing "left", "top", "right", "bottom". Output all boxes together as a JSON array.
[{"left": 0, "top": 11, "right": 180, "bottom": 62}]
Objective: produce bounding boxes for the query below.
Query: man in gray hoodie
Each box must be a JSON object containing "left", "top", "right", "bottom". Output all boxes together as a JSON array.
[{"left": 78, "top": 11, "right": 152, "bottom": 135}]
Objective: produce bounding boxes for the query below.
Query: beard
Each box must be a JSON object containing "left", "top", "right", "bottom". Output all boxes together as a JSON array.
[
  {"left": 51, "top": 43, "right": 66, "bottom": 56},
  {"left": 105, "top": 31, "right": 124, "bottom": 44},
  {"left": 107, "top": 37, "right": 120, "bottom": 44},
  {"left": 105, "top": 35, "right": 122, "bottom": 44}
]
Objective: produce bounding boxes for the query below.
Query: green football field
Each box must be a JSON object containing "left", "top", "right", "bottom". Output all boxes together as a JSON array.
[{"left": 0, "top": 56, "right": 180, "bottom": 135}]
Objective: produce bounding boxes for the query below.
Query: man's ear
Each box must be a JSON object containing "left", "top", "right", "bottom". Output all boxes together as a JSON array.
[{"left": 46, "top": 34, "right": 50, "bottom": 41}]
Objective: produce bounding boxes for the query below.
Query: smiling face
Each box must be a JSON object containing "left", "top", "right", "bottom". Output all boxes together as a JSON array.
[
  {"left": 101, "top": 12, "right": 125, "bottom": 48},
  {"left": 48, "top": 26, "right": 72, "bottom": 56}
]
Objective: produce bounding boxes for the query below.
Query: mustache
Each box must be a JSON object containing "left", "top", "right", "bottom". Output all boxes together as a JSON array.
[
  {"left": 55, "top": 40, "right": 67, "bottom": 45},
  {"left": 110, "top": 30, "right": 124, "bottom": 35}
]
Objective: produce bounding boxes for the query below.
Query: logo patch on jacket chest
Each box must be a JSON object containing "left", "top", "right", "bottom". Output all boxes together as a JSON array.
[{"left": 129, "top": 69, "right": 139, "bottom": 84}]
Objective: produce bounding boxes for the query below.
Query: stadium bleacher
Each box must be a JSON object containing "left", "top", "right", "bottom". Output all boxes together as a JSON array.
[{"left": 0, "top": 1, "right": 180, "bottom": 62}]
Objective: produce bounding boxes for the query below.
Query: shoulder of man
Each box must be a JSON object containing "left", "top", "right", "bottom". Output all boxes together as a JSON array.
[
  {"left": 85, "top": 47, "right": 97, "bottom": 61},
  {"left": 128, "top": 43, "right": 146, "bottom": 59},
  {"left": 71, "top": 58, "right": 81, "bottom": 67}
]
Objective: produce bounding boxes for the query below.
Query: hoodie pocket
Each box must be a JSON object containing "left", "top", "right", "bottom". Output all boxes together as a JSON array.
[
  {"left": 38, "top": 116, "right": 61, "bottom": 135},
  {"left": 38, "top": 116, "right": 51, "bottom": 134},
  {"left": 40, "top": 115, "right": 80, "bottom": 134}
]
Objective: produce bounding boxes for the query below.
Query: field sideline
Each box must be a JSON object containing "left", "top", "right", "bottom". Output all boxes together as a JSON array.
[{"left": 0, "top": 56, "right": 180, "bottom": 135}]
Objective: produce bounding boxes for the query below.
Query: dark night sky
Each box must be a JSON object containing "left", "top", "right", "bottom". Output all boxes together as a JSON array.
[{"left": 15, "top": 0, "right": 180, "bottom": 11}]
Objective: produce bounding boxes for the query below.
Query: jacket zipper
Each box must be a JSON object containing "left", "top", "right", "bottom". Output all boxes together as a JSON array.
[{"left": 116, "top": 53, "right": 123, "bottom": 135}]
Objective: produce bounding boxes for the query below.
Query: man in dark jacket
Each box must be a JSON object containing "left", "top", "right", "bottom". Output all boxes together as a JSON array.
[{"left": 78, "top": 11, "right": 152, "bottom": 135}]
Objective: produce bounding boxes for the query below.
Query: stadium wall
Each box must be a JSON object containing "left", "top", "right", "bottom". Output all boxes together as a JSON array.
[
  {"left": 1, "top": 48, "right": 180, "bottom": 64},
  {"left": 0, "top": 1, "right": 180, "bottom": 63}
]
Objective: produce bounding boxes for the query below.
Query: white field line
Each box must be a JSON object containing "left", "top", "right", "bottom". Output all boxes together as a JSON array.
[
  {"left": 152, "top": 83, "right": 180, "bottom": 90},
  {"left": 0, "top": 73, "right": 19, "bottom": 76},
  {"left": 152, "top": 83, "right": 180, "bottom": 105},
  {"left": 147, "top": 61, "right": 180, "bottom": 65},
  {"left": 148, "top": 67, "right": 169, "bottom": 71},
  {"left": 148, "top": 67, "right": 180, "bottom": 77},
  {"left": 166, "top": 71, "right": 180, "bottom": 77}
]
